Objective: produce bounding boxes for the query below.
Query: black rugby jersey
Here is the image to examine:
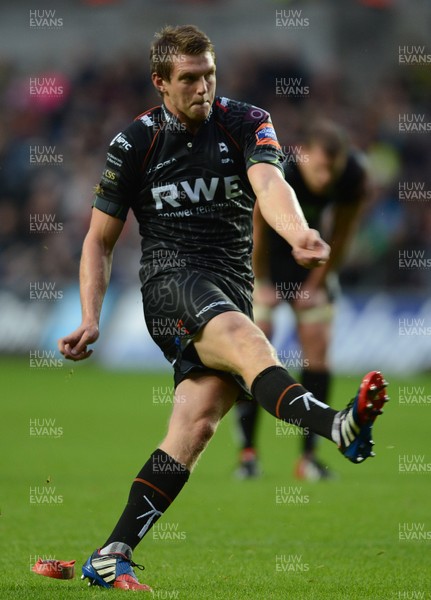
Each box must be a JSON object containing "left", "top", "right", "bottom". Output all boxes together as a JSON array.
[
  {"left": 283, "top": 153, "right": 366, "bottom": 228},
  {"left": 267, "top": 152, "right": 366, "bottom": 262},
  {"left": 93, "top": 97, "right": 284, "bottom": 290}
]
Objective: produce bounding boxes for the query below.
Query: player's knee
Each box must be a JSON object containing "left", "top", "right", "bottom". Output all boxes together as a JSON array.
[{"left": 222, "top": 313, "right": 268, "bottom": 351}]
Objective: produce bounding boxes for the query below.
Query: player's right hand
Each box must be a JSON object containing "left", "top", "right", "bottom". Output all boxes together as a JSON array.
[
  {"left": 58, "top": 324, "right": 99, "bottom": 361},
  {"left": 291, "top": 229, "right": 330, "bottom": 269}
]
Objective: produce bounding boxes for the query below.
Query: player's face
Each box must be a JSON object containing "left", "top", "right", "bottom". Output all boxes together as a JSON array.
[
  {"left": 299, "top": 144, "right": 346, "bottom": 195},
  {"left": 153, "top": 52, "right": 216, "bottom": 131}
]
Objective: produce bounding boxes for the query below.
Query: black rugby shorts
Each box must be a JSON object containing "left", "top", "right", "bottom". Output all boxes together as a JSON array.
[{"left": 142, "top": 269, "right": 253, "bottom": 399}]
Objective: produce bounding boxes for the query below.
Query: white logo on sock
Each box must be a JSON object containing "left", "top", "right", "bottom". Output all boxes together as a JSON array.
[
  {"left": 289, "top": 391, "right": 328, "bottom": 411},
  {"left": 136, "top": 495, "right": 163, "bottom": 538}
]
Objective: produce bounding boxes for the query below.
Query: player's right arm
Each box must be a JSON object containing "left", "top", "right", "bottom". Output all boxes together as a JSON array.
[
  {"left": 58, "top": 208, "right": 124, "bottom": 361},
  {"left": 59, "top": 122, "right": 142, "bottom": 361}
]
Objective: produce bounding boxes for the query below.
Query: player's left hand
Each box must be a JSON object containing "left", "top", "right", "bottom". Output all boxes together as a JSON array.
[{"left": 291, "top": 229, "right": 330, "bottom": 269}]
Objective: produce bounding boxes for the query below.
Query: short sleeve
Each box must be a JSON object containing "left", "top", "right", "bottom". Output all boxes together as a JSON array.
[
  {"left": 93, "top": 129, "right": 140, "bottom": 222},
  {"left": 241, "top": 106, "right": 285, "bottom": 174}
]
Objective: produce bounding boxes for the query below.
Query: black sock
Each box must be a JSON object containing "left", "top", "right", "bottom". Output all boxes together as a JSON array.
[
  {"left": 236, "top": 400, "right": 259, "bottom": 449},
  {"left": 251, "top": 366, "right": 336, "bottom": 441},
  {"left": 102, "top": 449, "right": 190, "bottom": 550},
  {"left": 301, "top": 370, "right": 331, "bottom": 454}
]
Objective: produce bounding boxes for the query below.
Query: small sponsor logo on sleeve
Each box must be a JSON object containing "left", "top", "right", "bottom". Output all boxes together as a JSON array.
[
  {"left": 109, "top": 132, "right": 132, "bottom": 151},
  {"left": 255, "top": 123, "right": 281, "bottom": 148},
  {"left": 256, "top": 123, "right": 280, "bottom": 148},
  {"left": 101, "top": 168, "right": 120, "bottom": 190},
  {"left": 140, "top": 114, "right": 154, "bottom": 127}
]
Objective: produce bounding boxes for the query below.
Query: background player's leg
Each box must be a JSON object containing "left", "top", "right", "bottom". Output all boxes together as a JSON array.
[
  {"left": 234, "top": 300, "right": 273, "bottom": 477},
  {"left": 295, "top": 311, "right": 334, "bottom": 479},
  {"left": 235, "top": 399, "right": 260, "bottom": 478}
]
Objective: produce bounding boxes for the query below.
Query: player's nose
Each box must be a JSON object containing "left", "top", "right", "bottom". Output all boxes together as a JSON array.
[
  {"left": 316, "top": 169, "right": 332, "bottom": 190},
  {"left": 196, "top": 76, "right": 209, "bottom": 94}
]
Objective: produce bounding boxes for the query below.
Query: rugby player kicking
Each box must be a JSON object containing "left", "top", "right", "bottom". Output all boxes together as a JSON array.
[{"left": 59, "top": 25, "right": 388, "bottom": 591}]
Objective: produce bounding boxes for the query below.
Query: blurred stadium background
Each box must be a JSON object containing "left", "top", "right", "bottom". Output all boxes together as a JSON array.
[{"left": 0, "top": 0, "right": 430, "bottom": 375}]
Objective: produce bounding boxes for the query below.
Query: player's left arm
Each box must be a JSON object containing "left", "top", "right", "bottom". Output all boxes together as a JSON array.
[
  {"left": 301, "top": 178, "right": 367, "bottom": 293},
  {"left": 291, "top": 200, "right": 363, "bottom": 309},
  {"left": 248, "top": 162, "right": 330, "bottom": 269},
  {"left": 319, "top": 199, "right": 363, "bottom": 273}
]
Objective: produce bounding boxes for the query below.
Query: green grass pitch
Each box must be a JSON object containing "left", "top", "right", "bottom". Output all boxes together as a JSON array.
[{"left": 1, "top": 358, "right": 430, "bottom": 599}]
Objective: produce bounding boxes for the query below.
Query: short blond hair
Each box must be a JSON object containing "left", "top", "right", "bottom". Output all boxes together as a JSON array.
[{"left": 150, "top": 24, "right": 216, "bottom": 81}]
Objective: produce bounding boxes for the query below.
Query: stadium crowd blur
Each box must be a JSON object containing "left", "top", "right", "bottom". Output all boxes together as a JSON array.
[{"left": 1, "top": 42, "right": 430, "bottom": 298}]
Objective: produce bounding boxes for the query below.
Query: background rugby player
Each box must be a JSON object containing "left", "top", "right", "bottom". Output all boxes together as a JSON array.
[{"left": 236, "top": 120, "right": 368, "bottom": 481}]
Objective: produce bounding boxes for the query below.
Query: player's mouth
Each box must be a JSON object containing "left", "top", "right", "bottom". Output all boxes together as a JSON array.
[{"left": 192, "top": 100, "right": 210, "bottom": 107}]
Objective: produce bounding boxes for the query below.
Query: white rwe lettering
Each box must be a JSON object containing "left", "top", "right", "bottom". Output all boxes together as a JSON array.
[
  {"left": 180, "top": 178, "right": 218, "bottom": 202},
  {"left": 152, "top": 184, "right": 181, "bottom": 209},
  {"left": 152, "top": 176, "right": 243, "bottom": 209}
]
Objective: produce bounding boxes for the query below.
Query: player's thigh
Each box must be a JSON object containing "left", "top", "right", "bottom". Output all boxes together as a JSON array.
[
  {"left": 143, "top": 269, "right": 250, "bottom": 369},
  {"left": 194, "top": 311, "right": 279, "bottom": 385}
]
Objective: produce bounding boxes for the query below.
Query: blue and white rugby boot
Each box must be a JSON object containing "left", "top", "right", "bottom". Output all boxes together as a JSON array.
[
  {"left": 334, "top": 371, "right": 389, "bottom": 463},
  {"left": 82, "top": 542, "right": 152, "bottom": 591}
]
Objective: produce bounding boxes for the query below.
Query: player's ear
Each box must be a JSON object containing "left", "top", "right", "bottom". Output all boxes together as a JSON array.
[{"left": 152, "top": 73, "right": 166, "bottom": 94}]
